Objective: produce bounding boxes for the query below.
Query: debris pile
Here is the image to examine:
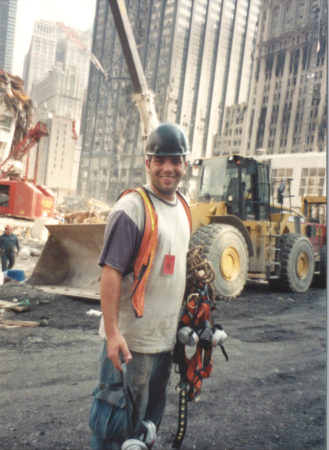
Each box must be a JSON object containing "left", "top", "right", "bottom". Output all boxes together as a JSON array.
[
  {"left": 55, "top": 196, "right": 110, "bottom": 223},
  {"left": 63, "top": 210, "right": 107, "bottom": 224},
  {"left": 0, "top": 70, "right": 33, "bottom": 149}
]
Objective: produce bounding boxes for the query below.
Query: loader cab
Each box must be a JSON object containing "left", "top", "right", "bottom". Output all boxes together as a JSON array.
[{"left": 195, "top": 155, "right": 270, "bottom": 221}]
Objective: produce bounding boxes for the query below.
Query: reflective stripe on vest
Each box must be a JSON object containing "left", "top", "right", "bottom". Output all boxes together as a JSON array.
[{"left": 120, "top": 186, "right": 192, "bottom": 318}]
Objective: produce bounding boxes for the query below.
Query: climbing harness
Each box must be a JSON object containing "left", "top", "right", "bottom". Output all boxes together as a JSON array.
[
  {"left": 172, "top": 246, "right": 228, "bottom": 449},
  {"left": 119, "top": 186, "right": 191, "bottom": 317}
]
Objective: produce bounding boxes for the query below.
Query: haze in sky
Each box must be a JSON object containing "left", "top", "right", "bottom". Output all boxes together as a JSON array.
[{"left": 13, "top": 0, "right": 97, "bottom": 77}]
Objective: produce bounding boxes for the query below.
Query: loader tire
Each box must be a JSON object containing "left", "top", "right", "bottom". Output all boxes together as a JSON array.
[
  {"left": 319, "top": 245, "right": 327, "bottom": 288},
  {"left": 278, "top": 234, "right": 315, "bottom": 293},
  {"left": 190, "top": 224, "right": 249, "bottom": 299}
]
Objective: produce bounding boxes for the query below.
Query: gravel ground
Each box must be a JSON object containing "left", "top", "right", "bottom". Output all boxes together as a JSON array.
[
  {"left": 0, "top": 219, "right": 326, "bottom": 449},
  {"left": 0, "top": 273, "right": 326, "bottom": 450}
]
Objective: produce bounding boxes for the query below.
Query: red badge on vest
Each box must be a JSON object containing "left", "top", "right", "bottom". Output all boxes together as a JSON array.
[{"left": 163, "top": 254, "right": 175, "bottom": 274}]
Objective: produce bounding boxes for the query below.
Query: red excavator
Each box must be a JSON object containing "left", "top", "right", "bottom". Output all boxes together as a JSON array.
[{"left": 0, "top": 121, "right": 55, "bottom": 219}]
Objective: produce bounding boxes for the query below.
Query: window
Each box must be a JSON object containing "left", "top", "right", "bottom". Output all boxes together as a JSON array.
[
  {"left": 0, "top": 115, "right": 12, "bottom": 131},
  {"left": 0, "top": 185, "right": 9, "bottom": 207},
  {"left": 270, "top": 168, "right": 293, "bottom": 197},
  {"left": 299, "top": 167, "right": 326, "bottom": 196}
]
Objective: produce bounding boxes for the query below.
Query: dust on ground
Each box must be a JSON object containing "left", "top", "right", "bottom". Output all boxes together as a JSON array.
[{"left": 0, "top": 224, "right": 326, "bottom": 450}]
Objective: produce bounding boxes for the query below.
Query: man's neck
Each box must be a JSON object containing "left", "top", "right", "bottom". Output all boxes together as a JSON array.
[{"left": 145, "top": 184, "right": 176, "bottom": 203}]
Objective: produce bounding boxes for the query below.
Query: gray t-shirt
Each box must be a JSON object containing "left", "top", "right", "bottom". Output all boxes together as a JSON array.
[{"left": 98, "top": 186, "right": 190, "bottom": 353}]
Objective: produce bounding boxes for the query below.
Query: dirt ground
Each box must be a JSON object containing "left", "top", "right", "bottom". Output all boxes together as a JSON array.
[{"left": 0, "top": 229, "right": 326, "bottom": 450}]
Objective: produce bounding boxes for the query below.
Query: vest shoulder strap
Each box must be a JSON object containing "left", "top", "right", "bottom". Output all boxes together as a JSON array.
[
  {"left": 119, "top": 187, "right": 158, "bottom": 317},
  {"left": 176, "top": 191, "right": 192, "bottom": 232}
]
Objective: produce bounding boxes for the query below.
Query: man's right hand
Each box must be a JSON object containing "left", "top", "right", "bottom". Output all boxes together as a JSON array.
[
  {"left": 100, "top": 265, "right": 132, "bottom": 371},
  {"left": 107, "top": 332, "right": 132, "bottom": 371}
]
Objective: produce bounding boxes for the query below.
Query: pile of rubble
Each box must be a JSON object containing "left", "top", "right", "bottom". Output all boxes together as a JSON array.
[
  {"left": 0, "top": 70, "right": 33, "bottom": 148},
  {"left": 63, "top": 210, "right": 107, "bottom": 224},
  {"left": 55, "top": 196, "right": 111, "bottom": 224}
]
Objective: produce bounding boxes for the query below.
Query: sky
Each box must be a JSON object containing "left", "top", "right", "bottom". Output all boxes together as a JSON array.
[{"left": 13, "top": 0, "right": 97, "bottom": 77}]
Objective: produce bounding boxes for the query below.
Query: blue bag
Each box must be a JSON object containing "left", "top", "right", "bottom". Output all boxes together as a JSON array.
[{"left": 89, "top": 363, "right": 136, "bottom": 441}]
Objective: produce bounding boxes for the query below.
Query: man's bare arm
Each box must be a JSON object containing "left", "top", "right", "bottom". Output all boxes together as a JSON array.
[{"left": 100, "top": 264, "right": 132, "bottom": 370}]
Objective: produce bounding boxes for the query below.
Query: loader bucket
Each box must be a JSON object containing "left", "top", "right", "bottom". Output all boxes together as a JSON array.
[{"left": 28, "top": 223, "right": 105, "bottom": 300}]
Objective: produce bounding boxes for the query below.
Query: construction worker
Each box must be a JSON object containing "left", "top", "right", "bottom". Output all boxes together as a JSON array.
[
  {"left": 89, "top": 123, "right": 191, "bottom": 450},
  {"left": 0, "top": 225, "right": 20, "bottom": 272}
]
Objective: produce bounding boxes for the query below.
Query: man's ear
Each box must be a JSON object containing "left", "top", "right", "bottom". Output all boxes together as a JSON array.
[{"left": 145, "top": 158, "right": 151, "bottom": 173}]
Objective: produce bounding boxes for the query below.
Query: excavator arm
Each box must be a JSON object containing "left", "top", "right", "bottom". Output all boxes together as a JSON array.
[
  {"left": 108, "top": 0, "right": 159, "bottom": 140},
  {"left": 0, "top": 122, "right": 48, "bottom": 170}
]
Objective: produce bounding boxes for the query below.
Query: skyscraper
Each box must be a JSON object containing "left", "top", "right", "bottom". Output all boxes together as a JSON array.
[
  {"left": 23, "top": 20, "right": 91, "bottom": 95},
  {"left": 0, "top": 0, "right": 17, "bottom": 73},
  {"left": 23, "top": 20, "right": 92, "bottom": 199},
  {"left": 243, "top": 0, "right": 327, "bottom": 156},
  {"left": 78, "top": 0, "right": 261, "bottom": 203}
]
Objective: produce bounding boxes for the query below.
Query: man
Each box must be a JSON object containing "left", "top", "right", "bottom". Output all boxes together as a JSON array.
[
  {"left": 0, "top": 225, "right": 20, "bottom": 272},
  {"left": 89, "top": 123, "right": 191, "bottom": 450}
]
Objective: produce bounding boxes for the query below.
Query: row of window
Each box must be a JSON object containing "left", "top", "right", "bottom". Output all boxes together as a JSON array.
[{"left": 271, "top": 166, "right": 325, "bottom": 198}]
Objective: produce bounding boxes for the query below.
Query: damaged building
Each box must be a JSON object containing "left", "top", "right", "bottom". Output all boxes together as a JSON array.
[
  {"left": 0, "top": 70, "right": 33, "bottom": 163},
  {"left": 243, "top": 0, "right": 327, "bottom": 156}
]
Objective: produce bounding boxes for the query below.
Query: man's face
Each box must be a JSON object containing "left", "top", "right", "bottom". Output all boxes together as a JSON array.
[
  {"left": 4, "top": 227, "right": 10, "bottom": 235},
  {"left": 145, "top": 155, "right": 187, "bottom": 201}
]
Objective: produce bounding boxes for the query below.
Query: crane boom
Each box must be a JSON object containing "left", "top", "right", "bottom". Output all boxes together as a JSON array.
[{"left": 108, "top": 0, "right": 159, "bottom": 140}]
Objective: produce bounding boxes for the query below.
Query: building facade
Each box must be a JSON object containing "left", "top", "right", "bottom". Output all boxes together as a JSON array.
[
  {"left": 24, "top": 20, "right": 92, "bottom": 199},
  {"left": 23, "top": 20, "right": 58, "bottom": 95},
  {"left": 0, "top": 0, "right": 17, "bottom": 73},
  {"left": 261, "top": 152, "right": 326, "bottom": 209},
  {"left": 79, "top": 0, "right": 261, "bottom": 203},
  {"left": 36, "top": 115, "right": 80, "bottom": 197},
  {"left": 213, "top": 103, "right": 248, "bottom": 155},
  {"left": 23, "top": 20, "right": 91, "bottom": 95},
  {"left": 242, "top": 0, "right": 327, "bottom": 156},
  {"left": 31, "top": 63, "right": 86, "bottom": 123}
]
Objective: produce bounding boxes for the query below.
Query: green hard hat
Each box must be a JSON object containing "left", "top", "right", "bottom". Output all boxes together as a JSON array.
[{"left": 146, "top": 123, "right": 189, "bottom": 156}]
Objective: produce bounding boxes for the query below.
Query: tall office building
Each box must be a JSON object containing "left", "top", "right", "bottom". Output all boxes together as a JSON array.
[
  {"left": 79, "top": 0, "right": 261, "bottom": 203},
  {"left": 243, "top": 0, "right": 327, "bottom": 156},
  {"left": 30, "top": 63, "right": 88, "bottom": 198},
  {"left": 23, "top": 20, "right": 92, "bottom": 199},
  {"left": 23, "top": 20, "right": 91, "bottom": 94},
  {"left": 0, "top": 0, "right": 17, "bottom": 73},
  {"left": 22, "top": 20, "right": 57, "bottom": 94}
]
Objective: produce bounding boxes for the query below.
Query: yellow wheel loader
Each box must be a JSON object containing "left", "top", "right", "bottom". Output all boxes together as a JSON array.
[
  {"left": 188, "top": 154, "right": 315, "bottom": 299},
  {"left": 28, "top": 154, "right": 316, "bottom": 301}
]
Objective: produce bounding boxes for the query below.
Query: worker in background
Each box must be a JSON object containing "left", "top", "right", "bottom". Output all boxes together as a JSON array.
[
  {"left": 89, "top": 123, "right": 191, "bottom": 450},
  {"left": 0, "top": 225, "right": 20, "bottom": 272}
]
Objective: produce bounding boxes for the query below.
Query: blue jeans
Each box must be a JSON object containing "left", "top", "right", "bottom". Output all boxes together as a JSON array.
[
  {"left": 90, "top": 341, "right": 172, "bottom": 450},
  {"left": 1, "top": 249, "right": 15, "bottom": 271}
]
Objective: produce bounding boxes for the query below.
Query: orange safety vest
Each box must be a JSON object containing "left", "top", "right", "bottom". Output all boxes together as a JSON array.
[{"left": 120, "top": 186, "right": 192, "bottom": 318}]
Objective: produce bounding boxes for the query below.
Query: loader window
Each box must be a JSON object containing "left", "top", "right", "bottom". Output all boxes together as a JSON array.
[
  {"left": 0, "top": 185, "right": 9, "bottom": 207},
  {"left": 223, "top": 164, "right": 241, "bottom": 216},
  {"left": 242, "top": 174, "right": 254, "bottom": 218},
  {"left": 257, "top": 164, "right": 270, "bottom": 220},
  {"left": 197, "top": 158, "right": 227, "bottom": 201}
]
